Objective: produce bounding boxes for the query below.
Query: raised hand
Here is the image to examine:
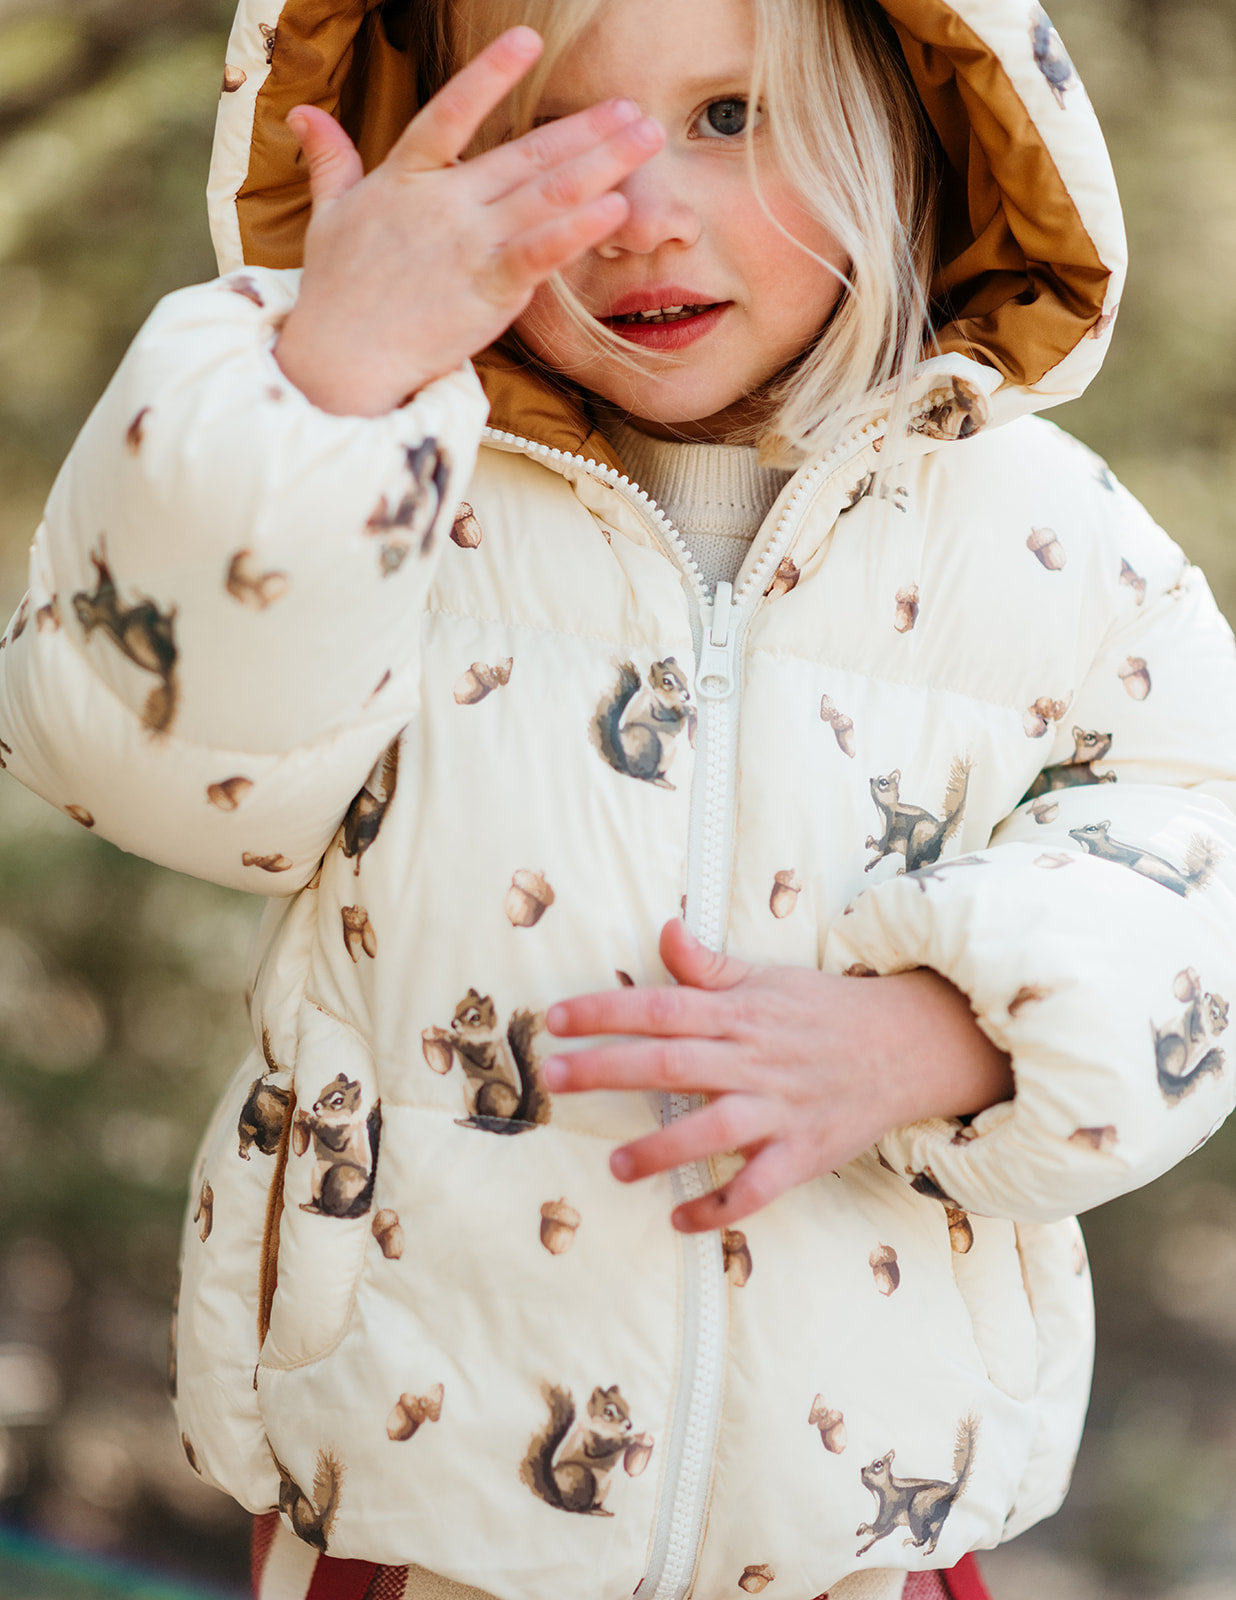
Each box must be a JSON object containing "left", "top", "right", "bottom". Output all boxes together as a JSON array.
[
  {"left": 544, "top": 919, "right": 1013, "bottom": 1232},
  {"left": 273, "top": 26, "right": 665, "bottom": 416}
]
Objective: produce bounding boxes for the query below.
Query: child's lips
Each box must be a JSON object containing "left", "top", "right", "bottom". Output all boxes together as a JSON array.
[{"left": 601, "top": 302, "right": 730, "bottom": 351}]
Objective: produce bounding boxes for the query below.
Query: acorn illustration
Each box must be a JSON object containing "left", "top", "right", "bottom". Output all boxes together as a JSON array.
[
  {"left": 226, "top": 550, "right": 290, "bottom": 610},
  {"left": 126, "top": 407, "right": 151, "bottom": 454},
  {"left": 243, "top": 851, "right": 292, "bottom": 872},
  {"left": 505, "top": 869, "right": 555, "bottom": 928},
  {"left": 1118, "top": 656, "right": 1151, "bottom": 700},
  {"left": 453, "top": 658, "right": 513, "bottom": 705},
  {"left": 1035, "top": 852, "right": 1074, "bottom": 869},
  {"left": 763, "top": 557, "right": 800, "bottom": 600},
  {"left": 450, "top": 503, "right": 482, "bottom": 548},
  {"left": 1119, "top": 558, "right": 1146, "bottom": 605},
  {"left": 64, "top": 804, "right": 95, "bottom": 828},
  {"left": 893, "top": 584, "right": 919, "bottom": 633},
  {"left": 808, "top": 1395, "right": 847, "bottom": 1454},
  {"left": 722, "top": 1228, "right": 752, "bottom": 1287},
  {"left": 869, "top": 1243, "right": 900, "bottom": 1296},
  {"left": 181, "top": 1433, "right": 200, "bottom": 1473},
  {"left": 1027, "top": 526, "right": 1067, "bottom": 570},
  {"left": 386, "top": 1383, "right": 444, "bottom": 1441},
  {"left": 739, "top": 1565, "right": 776, "bottom": 1593},
  {"left": 1023, "top": 695, "right": 1071, "bottom": 738},
  {"left": 1008, "top": 984, "right": 1050, "bottom": 1016},
  {"left": 1069, "top": 1125, "right": 1118, "bottom": 1153},
  {"left": 615, "top": 970, "right": 635, "bottom": 987},
  {"left": 372, "top": 1208, "right": 404, "bottom": 1260},
  {"left": 368, "top": 668, "right": 392, "bottom": 703},
  {"left": 207, "top": 776, "right": 253, "bottom": 811},
  {"left": 228, "top": 276, "right": 265, "bottom": 308},
  {"left": 422, "top": 1030, "right": 453, "bottom": 1074},
  {"left": 945, "top": 1205, "right": 973, "bottom": 1255},
  {"left": 842, "top": 963, "right": 878, "bottom": 978},
  {"left": 539, "top": 1198, "right": 581, "bottom": 1255},
  {"left": 222, "top": 64, "right": 247, "bottom": 92},
  {"left": 193, "top": 1179, "right": 213, "bottom": 1242},
  {"left": 819, "top": 695, "right": 855, "bottom": 757},
  {"left": 769, "top": 870, "right": 802, "bottom": 920},
  {"left": 342, "top": 905, "right": 377, "bottom": 961},
  {"left": 36, "top": 598, "right": 61, "bottom": 632},
  {"left": 623, "top": 1433, "right": 654, "bottom": 1477},
  {"left": 951, "top": 1123, "right": 979, "bottom": 1145},
  {"left": 1029, "top": 797, "right": 1059, "bottom": 825},
  {"left": 291, "top": 1114, "right": 310, "bottom": 1157},
  {"left": 1088, "top": 307, "right": 1119, "bottom": 341}
]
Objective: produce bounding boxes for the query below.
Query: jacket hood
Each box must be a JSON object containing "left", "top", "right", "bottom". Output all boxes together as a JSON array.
[{"left": 207, "top": 0, "right": 1125, "bottom": 441}]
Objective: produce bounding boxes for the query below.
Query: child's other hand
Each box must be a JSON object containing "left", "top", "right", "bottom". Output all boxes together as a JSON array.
[
  {"left": 544, "top": 919, "right": 1013, "bottom": 1233},
  {"left": 272, "top": 27, "right": 663, "bottom": 416}
]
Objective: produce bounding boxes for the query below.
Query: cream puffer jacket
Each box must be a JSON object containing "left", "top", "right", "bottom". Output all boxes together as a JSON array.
[{"left": 4, "top": 1, "right": 1236, "bottom": 1597}]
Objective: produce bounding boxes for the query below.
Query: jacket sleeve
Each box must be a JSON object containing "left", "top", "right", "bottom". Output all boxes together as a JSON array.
[
  {"left": 0, "top": 268, "right": 490, "bottom": 893},
  {"left": 825, "top": 482, "right": 1236, "bottom": 1224}
]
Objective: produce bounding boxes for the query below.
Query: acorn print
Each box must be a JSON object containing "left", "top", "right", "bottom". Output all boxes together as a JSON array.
[
  {"left": 453, "top": 658, "right": 513, "bottom": 705},
  {"left": 1119, "top": 656, "right": 1151, "bottom": 700},
  {"left": 368, "top": 669, "right": 392, "bottom": 703},
  {"left": 1119, "top": 558, "right": 1147, "bottom": 605},
  {"left": 769, "top": 870, "right": 801, "bottom": 920},
  {"left": 945, "top": 1206, "right": 974, "bottom": 1254},
  {"left": 193, "top": 1179, "right": 213, "bottom": 1241},
  {"left": 1008, "top": 984, "right": 1050, "bottom": 1016},
  {"left": 808, "top": 1395, "right": 847, "bottom": 1454},
  {"left": 291, "top": 1117, "right": 310, "bottom": 1157},
  {"left": 226, "top": 550, "right": 290, "bottom": 609},
  {"left": 869, "top": 1243, "right": 900, "bottom": 1296},
  {"left": 242, "top": 851, "right": 292, "bottom": 872},
  {"left": 540, "top": 1198, "right": 581, "bottom": 1255},
  {"left": 1088, "top": 306, "right": 1119, "bottom": 341},
  {"left": 0, "top": 735, "right": 11, "bottom": 769},
  {"left": 1069, "top": 1125, "right": 1118, "bottom": 1153},
  {"left": 126, "top": 407, "right": 151, "bottom": 454},
  {"left": 227, "top": 276, "right": 265, "bottom": 308},
  {"left": 1027, "top": 527, "right": 1067, "bottom": 570},
  {"left": 222, "top": 64, "right": 247, "bottom": 92},
  {"left": 616, "top": 970, "right": 635, "bottom": 987},
  {"left": 64, "top": 804, "right": 94, "bottom": 828},
  {"left": 342, "top": 905, "right": 377, "bottom": 961},
  {"left": 386, "top": 1383, "right": 444, "bottom": 1442},
  {"left": 764, "top": 557, "right": 800, "bottom": 600},
  {"left": 1024, "top": 695, "right": 1071, "bottom": 738},
  {"left": 819, "top": 694, "right": 855, "bottom": 757},
  {"left": 722, "top": 1228, "right": 752, "bottom": 1286},
  {"left": 505, "top": 869, "right": 555, "bottom": 928},
  {"left": 739, "top": 1566, "right": 776, "bottom": 1593},
  {"left": 1030, "top": 797, "right": 1059, "bottom": 825},
  {"left": 951, "top": 1124, "right": 979, "bottom": 1145},
  {"left": 181, "top": 1434, "right": 200, "bottom": 1473},
  {"left": 421, "top": 1031, "right": 453, "bottom": 1074},
  {"left": 624, "top": 1433, "right": 655, "bottom": 1477},
  {"left": 35, "top": 598, "right": 61, "bottom": 632},
  {"left": 893, "top": 584, "right": 919, "bottom": 633},
  {"left": 1030, "top": 4, "right": 1079, "bottom": 108},
  {"left": 207, "top": 776, "right": 253, "bottom": 811},
  {"left": 842, "top": 964, "right": 878, "bottom": 978},
  {"left": 1035, "top": 852, "right": 1074, "bottom": 869},
  {"left": 450, "top": 503, "right": 482, "bottom": 548},
  {"left": 372, "top": 1208, "right": 404, "bottom": 1260}
]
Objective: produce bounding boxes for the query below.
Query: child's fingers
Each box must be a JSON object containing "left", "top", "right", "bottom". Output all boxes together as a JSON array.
[
  {"left": 546, "top": 976, "right": 734, "bottom": 1042},
  {"left": 469, "top": 97, "right": 645, "bottom": 202},
  {"left": 288, "top": 106, "right": 365, "bottom": 211},
  {"left": 390, "top": 26, "right": 543, "bottom": 174},
  {"left": 671, "top": 1147, "right": 797, "bottom": 1233},
  {"left": 610, "top": 1095, "right": 779, "bottom": 1184},
  {"left": 492, "top": 115, "right": 663, "bottom": 239},
  {"left": 477, "top": 193, "right": 630, "bottom": 303},
  {"left": 545, "top": 1035, "right": 748, "bottom": 1097},
  {"left": 659, "top": 919, "right": 754, "bottom": 992}
]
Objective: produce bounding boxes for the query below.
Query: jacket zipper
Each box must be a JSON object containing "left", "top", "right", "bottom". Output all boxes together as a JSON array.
[{"left": 482, "top": 422, "right": 881, "bottom": 1599}]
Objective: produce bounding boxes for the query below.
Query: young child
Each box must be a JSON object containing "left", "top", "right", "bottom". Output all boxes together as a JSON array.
[{"left": 2, "top": 0, "right": 1236, "bottom": 1598}]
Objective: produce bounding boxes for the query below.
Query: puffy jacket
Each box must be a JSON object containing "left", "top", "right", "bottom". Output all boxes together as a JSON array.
[{"left": 3, "top": 1, "right": 1236, "bottom": 1597}]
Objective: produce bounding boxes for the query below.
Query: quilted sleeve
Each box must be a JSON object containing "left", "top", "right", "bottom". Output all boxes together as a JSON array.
[
  {"left": 825, "top": 490, "right": 1236, "bottom": 1225},
  {"left": 0, "top": 269, "right": 489, "bottom": 893}
]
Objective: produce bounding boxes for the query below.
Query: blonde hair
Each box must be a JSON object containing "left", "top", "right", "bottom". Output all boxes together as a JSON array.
[{"left": 430, "top": 0, "right": 938, "bottom": 461}]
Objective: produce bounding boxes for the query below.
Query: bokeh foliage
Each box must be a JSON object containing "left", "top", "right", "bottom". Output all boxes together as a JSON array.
[{"left": 1, "top": 1, "right": 1235, "bottom": 1595}]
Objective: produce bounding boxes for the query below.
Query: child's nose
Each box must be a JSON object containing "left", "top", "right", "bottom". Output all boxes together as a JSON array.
[{"left": 597, "top": 157, "right": 702, "bottom": 257}]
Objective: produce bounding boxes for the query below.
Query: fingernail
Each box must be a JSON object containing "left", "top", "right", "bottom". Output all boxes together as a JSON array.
[
  {"left": 545, "top": 1004, "right": 567, "bottom": 1033},
  {"left": 544, "top": 1057, "right": 568, "bottom": 1090},
  {"left": 611, "top": 1149, "right": 634, "bottom": 1181},
  {"left": 631, "top": 118, "right": 663, "bottom": 148},
  {"left": 612, "top": 98, "right": 641, "bottom": 123}
]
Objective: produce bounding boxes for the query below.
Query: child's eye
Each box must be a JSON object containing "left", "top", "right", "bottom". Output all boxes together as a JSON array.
[{"left": 691, "top": 97, "right": 760, "bottom": 140}]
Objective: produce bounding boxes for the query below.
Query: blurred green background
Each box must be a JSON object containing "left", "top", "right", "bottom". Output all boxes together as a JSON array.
[{"left": 1, "top": 1, "right": 1235, "bottom": 1596}]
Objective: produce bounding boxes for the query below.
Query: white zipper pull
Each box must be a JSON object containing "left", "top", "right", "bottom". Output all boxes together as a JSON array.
[{"left": 696, "top": 581, "right": 738, "bottom": 700}]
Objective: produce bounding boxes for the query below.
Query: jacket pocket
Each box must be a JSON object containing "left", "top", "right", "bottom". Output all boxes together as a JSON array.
[
  {"left": 261, "top": 1003, "right": 381, "bottom": 1370},
  {"left": 948, "top": 1213, "right": 1038, "bottom": 1402}
]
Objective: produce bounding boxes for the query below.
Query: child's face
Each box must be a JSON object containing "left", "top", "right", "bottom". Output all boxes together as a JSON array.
[{"left": 512, "top": 0, "right": 848, "bottom": 441}]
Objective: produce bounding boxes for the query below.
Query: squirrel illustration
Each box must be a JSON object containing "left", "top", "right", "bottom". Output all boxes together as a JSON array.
[
  {"left": 421, "top": 990, "right": 550, "bottom": 1133},
  {"left": 295, "top": 1074, "right": 381, "bottom": 1218},
  {"left": 1152, "top": 968, "right": 1229, "bottom": 1104},
  {"left": 365, "top": 439, "right": 451, "bottom": 569},
  {"left": 270, "top": 1446, "right": 344, "bottom": 1552},
  {"left": 71, "top": 540, "right": 178, "bottom": 734},
  {"left": 520, "top": 1383, "right": 653, "bottom": 1515},
  {"left": 1024, "top": 728, "right": 1116, "bottom": 800},
  {"left": 856, "top": 1414, "right": 979, "bottom": 1558},
  {"left": 339, "top": 739, "right": 400, "bottom": 874},
  {"left": 1030, "top": 4, "right": 1078, "bottom": 107},
  {"left": 865, "top": 757, "right": 972, "bottom": 874},
  {"left": 237, "top": 1027, "right": 292, "bottom": 1158},
  {"left": 592, "top": 659, "right": 696, "bottom": 789},
  {"left": 1068, "top": 821, "right": 1221, "bottom": 897}
]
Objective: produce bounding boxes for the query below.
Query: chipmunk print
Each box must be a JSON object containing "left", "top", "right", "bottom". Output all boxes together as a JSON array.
[
  {"left": 270, "top": 1446, "right": 343, "bottom": 1552},
  {"left": 237, "top": 1028, "right": 292, "bottom": 1158},
  {"left": 1152, "top": 968, "right": 1229, "bottom": 1104},
  {"left": 841, "top": 473, "right": 908, "bottom": 513},
  {"left": 126, "top": 408, "right": 151, "bottom": 453},
  {"left": 258, "top": 21, "right": 277, "bottom": 63},
  {"left": 421, "top": 990, "right": 550, "bottom": 1133},
  {"left": 365, "top": 439, "right": 451, "bottom": 572},
  {"left": 339, "top": 739, "right": 399, "bottom": 874},
  {"left": 904, "top": 853, "right": 986, "bottom": 894},
  {"left": 1023, "top": 728, "right": 1116, "bottom": 799},
  {"left": 856, "top": 1415, "right": 979, "bottom": 1558},
  {"left": 295, "top": 1074, "right": 381, "bottom": 1218},
  {"left": 521, "top": 1383, "right": 653, "bottom": 1515},
  {"left": 908, "top": 377, "right": 987, "bottom": 442},
  {"left": 865, "top": 758, "right": 972, "bottom": 874},
  {"left": 72, "top": 542, "right": 178, "bottom": 733},
  {"left": 1068, "top": 821, "right": 1221, "bottom": 897},
  {"left": 193, "top": 1178, "right": 213, "bottom": 1241},
  {"left": 0, "top": 735, "right": 10, "bottom": 769},
  {"left": 592, "top": 659, "right": 696, "bottom": 789},
  {"left": 1030, "top": 5, "right": 1079, "bottom": 108}
]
